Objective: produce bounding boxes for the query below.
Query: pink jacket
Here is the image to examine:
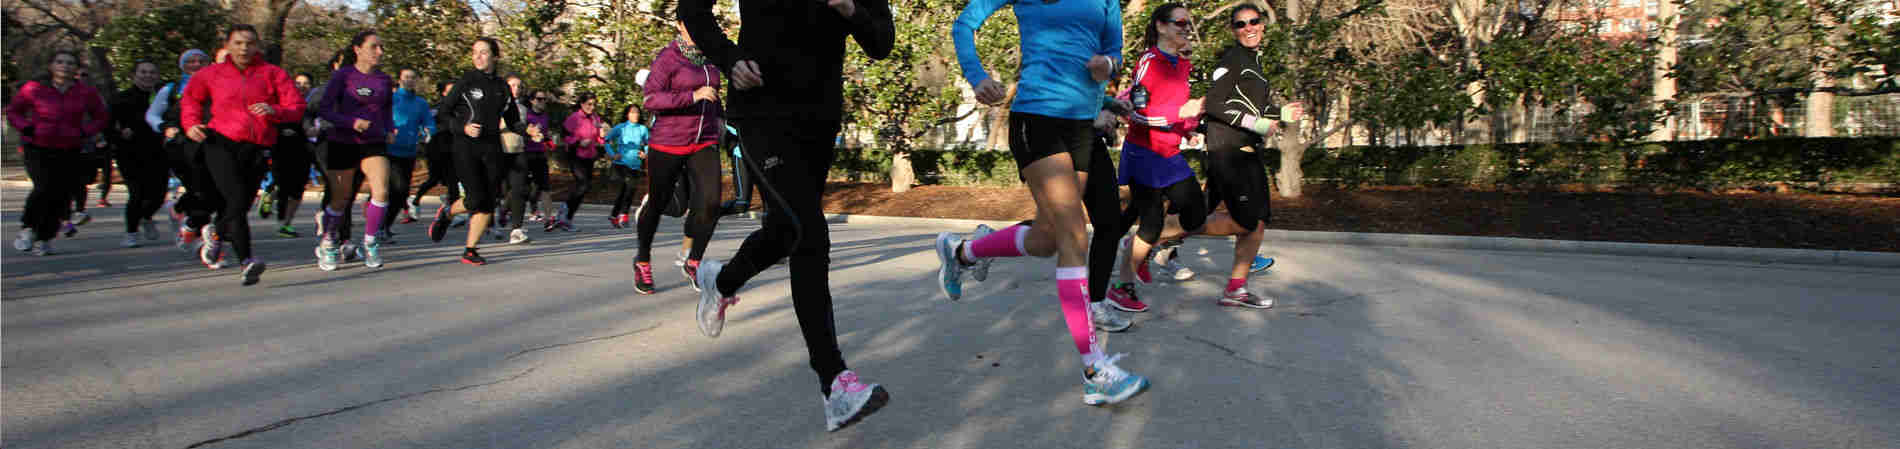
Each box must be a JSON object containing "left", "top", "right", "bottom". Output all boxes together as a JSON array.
[
  {"left": 563, "top": 110, "right": 606, "bottom": 160},
  {"left": 5, "top": 80, "right": 107, "bottom": 150},
  {"left": 180, "top": 60, "right": 306, "bottom": 146}
]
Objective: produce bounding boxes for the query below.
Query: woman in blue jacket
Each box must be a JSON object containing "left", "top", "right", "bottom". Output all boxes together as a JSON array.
[
  {"left": 602, "top": 103, "right": 648, "bottom": 229},
  {"left": 382, "top": 68, "right": 434, "bottom": 237}
]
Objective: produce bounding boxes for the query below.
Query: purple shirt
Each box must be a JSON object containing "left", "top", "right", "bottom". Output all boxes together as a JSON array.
[
  {"left": 316, "top": 66, "right": 395, "bottom": 145},
  {"left": 523, "top": 108, "right": 550, "bottom": 153},
  {"left": 1118, "top": 141, "right": 1194, "bottom": 189}
]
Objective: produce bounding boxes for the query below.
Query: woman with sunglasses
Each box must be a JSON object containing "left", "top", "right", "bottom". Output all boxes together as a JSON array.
[
  {"left": 1196, "top": 3, "right": 1298, "bottom": 308},
  {"left": 946, "top": 0, "right": 1151, "bottom": 406},
  {"left": 428, "top": 37, "right": 532, "bottom": 265},
  {"left": 8, "top": 50, "right": 108, "bottom": 256}
]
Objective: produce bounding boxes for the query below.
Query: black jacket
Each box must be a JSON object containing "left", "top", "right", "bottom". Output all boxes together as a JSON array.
[
  {"left": 435, "top": 69, "right": 525, "bottom": 141},
  {"left": 1205, "top": 45, "right": 1279, "bottom": 152},
  {"left": 109, "top": 85, "right": 161, "bottom": 146},
  {"left": 678, "top": 0, "right": 895, "bottom": 120}
]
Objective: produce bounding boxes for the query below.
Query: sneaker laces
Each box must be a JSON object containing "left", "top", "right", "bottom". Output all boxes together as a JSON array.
[
  {"left": 832, "top": 371, "right": 870, "bottom": 394},
  {"left": 636, "top": 263, "right": 654, "bottom": 284},
  {"left": 1090, "top": 353, "right": 1132, "bottom": 385}
]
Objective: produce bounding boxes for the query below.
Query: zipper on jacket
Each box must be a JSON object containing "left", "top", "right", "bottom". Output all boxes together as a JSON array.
[{"left": 691, "top": 64, "right": 710, "bottom": 144}]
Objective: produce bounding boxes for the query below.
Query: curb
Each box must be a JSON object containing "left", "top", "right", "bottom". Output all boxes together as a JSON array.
[{"left": 12, "top": 180, "right": 1897, "bottom": 269}]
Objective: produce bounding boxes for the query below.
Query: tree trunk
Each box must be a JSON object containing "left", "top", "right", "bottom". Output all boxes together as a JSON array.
[
  {"left": 1276, "top": 142, "right": 1305, "bottom": 198},
  {"left": 1649, "top": 0, "right": 1679, "bottom": 141},
  {"left": 87, "top": 47, "right": 117, "bottom": 95},
  {"left": 891, "top": 149, "right": 914, "bottom": 192},
  {"left": 1509, "top": 94, "right": 1529, "bottom": 143},
  {"left": 246, "top": 0, "right": 299, "bottom": 49},
  {"left": 1463, "top": 80, "right": 1489, "bottom": 144}
]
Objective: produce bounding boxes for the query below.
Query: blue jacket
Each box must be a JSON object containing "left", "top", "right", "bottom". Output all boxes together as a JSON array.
[
  {"left": 954, "top": 0, "right": 1121, "bottom": 121},
  {"left": 386, "top": 87, "right": 433, "bottom": 157},
  {"left": 604, "top": 122, "right": 650, "bottom": 170}
]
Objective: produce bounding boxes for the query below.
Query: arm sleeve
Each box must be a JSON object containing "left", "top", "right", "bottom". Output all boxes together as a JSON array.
[
  {"left": 641, "top": 66, "right": 696, "bottom": 113},
  {"left": 678, "top": 0, "right": 747, "bottom": 72},
  {"left": 145, "top": 85, "right": 171, "bottom": 132},
  {"left": 952, "top": 0, "right": 1009, "bottom": 88},
  {"left": 271, "top": 69, "right": 308, "bottom": 125},
  {"left": 180, "top": 76, "right": 208, "bottom": 129},
  {"left": 5, "top": 86, "right": 33, "bottom": 133},
  {"left": 316, "top": 74, "right": 352, "bottom": 127},
  {"left": 846, "top": 0, "right": 897, "bottom": 60},
  {"left": 603, "top": 125, "right": 622, "bottom": 157}
]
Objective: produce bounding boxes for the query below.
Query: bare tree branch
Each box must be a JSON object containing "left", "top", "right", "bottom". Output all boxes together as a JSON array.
[{"left": 17, "top": 0, "right": 94, "bottom": 39}]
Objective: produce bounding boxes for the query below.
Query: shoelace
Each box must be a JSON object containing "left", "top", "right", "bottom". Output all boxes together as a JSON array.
[
  {"left": 637, "top": 264, "right": 654, "bottom": 284},
  {"left": 833, "top": 371, "right": 870, "bottom": 394},
  {"left": 1091, "top": 353, "right": 1131, "bottom": 385}
]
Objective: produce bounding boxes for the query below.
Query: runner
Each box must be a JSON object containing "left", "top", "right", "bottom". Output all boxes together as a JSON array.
[
  {"left": 312, "top": 31, "right": 397, "bottom": 271},
  {"left": 144, "top": 49, "right": 215, "bottom": 252},
  {"left": 559, "top": 93, "right": 606, "bottom": 227},
  {"left": 8, "top": 50, "right": 108, "bottom": 256},
  {"left": 382, "top": 68, "right": 434, "bottom": 236},
  {"left": 1195, "top": 3, "right": 1295, "bottom": 307},
  {"left": 1111, "top": 3, "right": 1211, "bottom": 308},
  {"left": 428, "top": 37, "right": 533, "bottom": 265},
  {"left": 178, "top": 23, "right": 307, "bottom": 285},
  {"left": 602, "top": 103, "right": 649, "bottom": 229},
  {"left": 265, "top": 72, "right": 319, "bottom": 238},
  {"left": 107, "top": 61, "right": 168, "bottom": 247},
  {"left": 632, "top": 22, "right": 726, "bottom": 295},
  {"left": 504, "top": 88, "right": 557, "bottom": 243},
  {"left": 411, "top": 81, "right": 462, "bottom": 218},
  {"left": 946, "top": 0, "right": 1150, "bottom": 406},
  {"left": 678, "top": 0, "right": 894, "bottom": 431}
]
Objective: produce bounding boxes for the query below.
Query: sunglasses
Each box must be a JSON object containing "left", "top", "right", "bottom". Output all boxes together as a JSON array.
[
  {"left": 534, "top": 97, "right": 549, "bottom": 102},
  {"left": 1163, "top": 19, "right": 1192, "bottom": 28},
  {"left": 1231, "top": 17, "right": 1263, "bottom": 29}
]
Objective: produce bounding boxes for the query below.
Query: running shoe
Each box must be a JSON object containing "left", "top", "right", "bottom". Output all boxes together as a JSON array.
[
  {"left": 509, "top": 228, "right": 530, "bottom": 245},
  {"left": 71, "top": 211, "right": 91, "bottom": 226},
  {"left": 631, "top": 261, "right": 655, "bottom": 294},
  {"left": 556, "top": 219, "right": 575, "bottom": 232},
  {"left": 176, "top": 226, "right": 200, "bottom": 249},
  {"left": 428, "top": 206, "right": 451, "bottom": 243},
  {"left": 343, "top": 241, "right": 361, "bottom": 263},
  {"left": 968, "top": 224, "right": 996, "bottom": 282},
  {"left": 15, "top": 229, "right": 34, "bottom": 252},
  {"left": 1153, "top": 240, "right": 1195, "bottom": 281},
  {"left": 610, "top": 214, "right": 627, "bottom": 229},
  {"left": 122, "top": 233, "right": 141, "bottom": 248},
  {"left": 1091, "top": 300, "right": 1132, "bottom": 333},
  {"left": 200, "top": 240, "right": 226, "bottom": 269},
  {"left": 1218, "top": 287, "right": 1274, "bottom": 309},
  {"left": 1250, "top": 255, "right": 1276, "bottom": 273},
  {"left": 1082, "top": 352, "right": 1150, "bottom": 406},
  {"left": 461, "top": 247, "right": 486, "bottom": 265},
  {"left": 695, "top": 259, "right": 738, "bottom": 337},
  {"left": 257, "top": 192, "right": 274, "bottom": 218},
  {"left": 31, "top": 239, "right": 54, "bottom": 256},
  {"left": 96, "top": 199, "right": 111, "bottom": 208},
  {"left": 142, "top": 220, "right": 159, "bottom": 241},
  {"left": 277, "top": 225, "right": 300, "bottom": 238},
  {"left": 315, "top": 242, "right": 340, "bottom": 271},
  {"left": 543, "top": 217, "right": 558, "bottom": 233},
  {"left": 398, "top": 208, "right": 418, "bottom": 224},
  {"left": 363, "top": 236, "right": 384, "bottom": 269},
  {"left": 61, "top": 222, "right": 78, "bottom": 238},
  {"left": 240, "top": 259, "right": 266, "bottom": 286},
  {"left": 1107, "top": 283, "right": 1148, "bottom": 313},
  {"left": 934, "top": 232, "right": 968, "bottom": 301},
  {"left": 821, "top": 370, "right": 889, "bottom": 432},
  {"left": 682, "top": 259, "right": 701, "bottom": 292},
  {"left": 491, "top": 227, "right": 507, "bottom": 241}
]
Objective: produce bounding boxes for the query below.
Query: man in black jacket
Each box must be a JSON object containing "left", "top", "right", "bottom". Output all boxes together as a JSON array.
[{"left": 678, "top": 0, "right": 895, "bottom": 432}]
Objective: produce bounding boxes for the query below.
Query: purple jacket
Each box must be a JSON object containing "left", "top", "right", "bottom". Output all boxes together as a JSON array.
[
  {"left": 317, "top": 66, "right": 395, "bottom": 145},
  {"left": 643, "top": 41, "right": 723, "bottom": 148}
]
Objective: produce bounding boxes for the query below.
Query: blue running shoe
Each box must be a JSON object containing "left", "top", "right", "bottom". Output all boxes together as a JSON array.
[
  {"left": 1082, "top": 353, "right": 1150, "bottom": 406},
  {"left": 1250, "top": 255, "right": 1275, "bottom": 273},
  {"left": 934, "top": 232, "right": 966, "bottom": 300}
]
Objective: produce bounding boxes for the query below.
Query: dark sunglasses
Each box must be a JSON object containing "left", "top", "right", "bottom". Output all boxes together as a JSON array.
[
  {"left": 533, "top": 97, "right": 550, "bottom": 101},
  {"left": 1231, "top": 17, "right": 1263, "bottom": 29},
  {"left": 1163, "top": 19, "right": 1192, "bottom": 28}
]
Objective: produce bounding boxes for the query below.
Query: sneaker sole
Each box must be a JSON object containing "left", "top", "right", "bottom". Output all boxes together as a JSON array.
[
  {"left": 461, "top": 258, "right": 485, "bottom": 266},
  {"left": 828, "top": 386, "right": 890, "bottom": 432},
  {"left": 1108, "top": 300, "right": 1149, "bottom": 313},
  {"left": 1083, "top": 377, "right": 1150, "bottom": 406},
  {"left": 1218, "top": 299, "right": 1274, "bottom": 309},
  {"left": 241, "top": 263, "right": 266, "bottom": 286},
  {"left": 934, "top": 233, "right": 961, "bottom": 301}
]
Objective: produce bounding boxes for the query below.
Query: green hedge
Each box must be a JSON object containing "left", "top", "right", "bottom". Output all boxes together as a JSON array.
[{"left": 831, "top": 137, "right": 1900, "bottom": 189}]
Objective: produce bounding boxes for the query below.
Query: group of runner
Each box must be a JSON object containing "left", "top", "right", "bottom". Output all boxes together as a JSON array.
[{"left": 9, "top": 0, "right": 1297, "bottom": 433}]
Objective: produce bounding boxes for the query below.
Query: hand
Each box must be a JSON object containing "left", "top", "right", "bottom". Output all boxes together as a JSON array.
[
  {"left": 826, "top": 0, "right": 856, "bottom": 17},
  {"left": 464, "top": 123, "right": 483, "bottom": 138},
  {"left": 1092, "top": 110, "right": 1120, "bottom": 132},
  {"left": 247, "top": 103, "right": 275, "bottom": 117},
  {"left": 974, "top": 78, "right": 1007, "bottom": 105},
  {"left": 1282, "top": 102, "right": 1304, "bottom": 122},
  {"left": 731, "top": 60, "right": 764, "bottom": 91},
  {"left": 1178, "top": 98, "right": 1205, "bottom": 118},
  {"left": 186, "top": 125, "right": 208, "bottom": 143},
  {"left": 692, "top": 86, "right": 718, "bottom": 103},
  {"left": 1087, "top": 55, "right": 1114, "bottom": 82},
  {"left": 1186, "top": 134, "right": 1202, "bottom": 147},
  {"left": 120, "top": 128, "right": 133, "bottom": 139},
  {"left": 353, "top": 119, "right": 372, "bottom": 132},
  {"left": 164, "top": 127, "right": 179, "bottom": 140}
]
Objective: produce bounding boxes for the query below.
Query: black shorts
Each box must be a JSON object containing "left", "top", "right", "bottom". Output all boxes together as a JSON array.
[
  {"left": 1204, "top": 148, "right": 1272, "bottom": 230},
  {"left": 321, "top": 142, "right": 389, "bottom": 169},
  {"left": 1007, "top": 112, "right": 1097, "bottom": 173},
  {"left": 454, "top": 136, "right": 508, "bottom": 213}
]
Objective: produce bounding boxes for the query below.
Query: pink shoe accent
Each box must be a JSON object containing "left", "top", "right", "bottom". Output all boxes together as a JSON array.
[{"left": 831, "top": 370, "right": 870, "bottom": 393}]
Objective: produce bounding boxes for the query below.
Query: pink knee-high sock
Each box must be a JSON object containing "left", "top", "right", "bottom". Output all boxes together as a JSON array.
[
  {"left": 1056, "top": 266, "right": 1097, "bottom": 361},
  {"left": 364, "top": 200, "right": 387, "bottom": 239},
  {"left": 967, "top": 224, "right": 1030, "bottom": 259}
]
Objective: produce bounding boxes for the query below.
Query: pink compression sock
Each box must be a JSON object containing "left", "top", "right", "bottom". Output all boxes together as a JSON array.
[
  {"left": 1056, "top": 266, "right": 1096, "bottom": 358},
  {"left": 967, "top": 224, "right": 1029, "bottom": 259},
  {"left": 1227, "top": 277, "right": 1247, "bottom": 293}
]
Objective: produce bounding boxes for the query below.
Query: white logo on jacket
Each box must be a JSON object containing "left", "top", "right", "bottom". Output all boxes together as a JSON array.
[
  {"left": 469, "top": 89, "right": 485, "bottom": 100},
  {"left": 355, "top": 87, "right": 373, "bottom": 97}
]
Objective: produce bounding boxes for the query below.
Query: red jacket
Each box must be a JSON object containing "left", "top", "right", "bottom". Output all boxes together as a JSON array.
[
  {"left": 1124, "top": 46, "right": 1200, "bottom": 158},
  {"left": 181, "top": 60, "right": 305, "bottom": 146},
  {"left": 5, "top": 79, "right": 107, "bottom": 150}
]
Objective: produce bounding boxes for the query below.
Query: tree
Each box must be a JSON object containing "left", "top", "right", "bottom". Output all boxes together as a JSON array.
[
  {"left": 1676, "top": 0, "right": 1896, "bottom": 136},
  {"left": 844, "top": 0, "right": 981, "bottom": 192},
  {"left": 92, "top": 2, "right": 231, "bottom": 86}
]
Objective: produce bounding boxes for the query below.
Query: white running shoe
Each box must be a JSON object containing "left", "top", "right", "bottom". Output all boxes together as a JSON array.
[
  {"left": 821, "top": 370, "right": 889, "bottom": 432},
  {"left": 1081, "top": 351, "right": 1150, "bottom": 406},
  {"left": 363, "top": 236, "right": 384, "bottom": 269},
  {"left": 32, "top": 239, "right": 54, "bottom": 256},
  {"left": 1090, "top": 300, "right": 1132, "bottom": 332},
  {"left": 15, "top": 229, "right": 34, "bottom": 252},
  {"left": 122, "top": 233, "right": 141, "bottom": 248},
  {"left": 509, "top": 228, "right": 531, "bottom": 245},
  {"left": 695, "top": 260, "right": 737, "bottom": 337},
  {"left": 316, "top": 241, "right": 340, "bottom": 272}
]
